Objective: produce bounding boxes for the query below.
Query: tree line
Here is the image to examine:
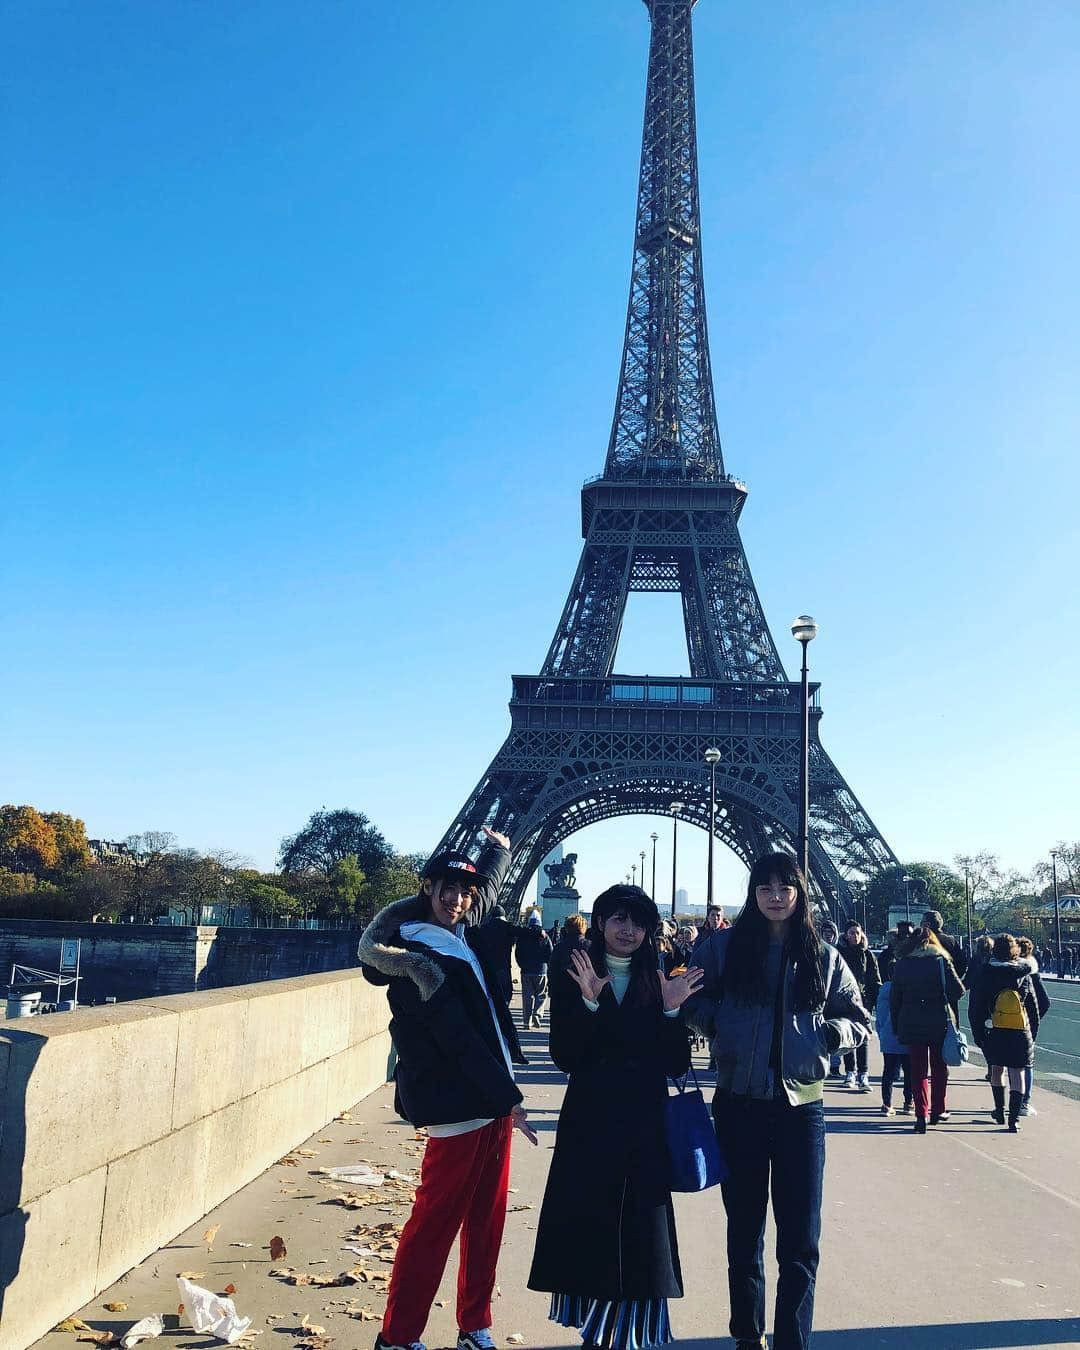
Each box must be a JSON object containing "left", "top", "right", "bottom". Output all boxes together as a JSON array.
[{"left": 0, "top": 805, "right": 423, "bottom": 927}]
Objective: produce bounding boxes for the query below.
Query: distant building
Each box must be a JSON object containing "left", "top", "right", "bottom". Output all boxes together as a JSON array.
[
  {"left": 88, "top": 839, "right": 138, "bottom": 867},
  {"left": 676, "top": 888, "right": 689, "bottom": 909}
]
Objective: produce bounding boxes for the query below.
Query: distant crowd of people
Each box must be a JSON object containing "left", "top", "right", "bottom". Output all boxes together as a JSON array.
[{"left": 358, "top": 837, "right": 1055, "bottom": 1350}]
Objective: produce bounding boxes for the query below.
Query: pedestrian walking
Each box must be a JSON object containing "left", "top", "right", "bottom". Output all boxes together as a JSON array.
[
  {"left": 358, "top": 828, "right": 538, "bottom": 1350},
  {"left": 471, "top": 904, "right": 518, "bottom": 1006},
  {"left": 692, "top": 904, "right": 727, "bottom": 951},
  {"left": 966, "top": 935, "right": 995, "bottom": 1080},
  {"left": 685, "top": 852, "right": 870, "bottom": 1350},
  {"left": 514, "top": 910, "right": 553, "bottom": 1028},
  {"left": 874, "top": 980, "right": 912, "bottom": 1115},
  {"left": 969, "top": 934, "right": 1038, "bottom": 1132},
  {"left": 1016, "top": 937, "right": 1052, "bottom": 1116},
  {"left": 549, "top": 912, "right": 589, "bottom": 979},
  {"left": 835, "top": 921, "right": 881, "bottom": 1091},
  {"left": 528, "top": 885, "right": 703, "bottom": 1349},
  {"left": 890, "top": 926, "right": 965, "bottom": 1132},
  {"left": 921, "top": 909, "right": 968, "bottom": 1004},
  {"left": 876, "top": 920, "right": 914, "bottom": 982}
]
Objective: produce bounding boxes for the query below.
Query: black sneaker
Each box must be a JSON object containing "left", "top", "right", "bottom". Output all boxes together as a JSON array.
[
  {"left": 375, "top": 1337, "right": 426, "bottom": 1350},
  {"left": 458, "top": 1332, "right": 496, "bottom": 1350}
]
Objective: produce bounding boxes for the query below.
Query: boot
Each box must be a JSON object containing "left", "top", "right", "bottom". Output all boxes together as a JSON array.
[
  {"left": 914, "top": 1115, "right": 927, "bottom": 1134},
  {"left": 1007, "top": 1090, "right": 1023, "bottom": 1133},
  {"left": 991, "top": 1085, "right": 1005, "bottom": 1125}
]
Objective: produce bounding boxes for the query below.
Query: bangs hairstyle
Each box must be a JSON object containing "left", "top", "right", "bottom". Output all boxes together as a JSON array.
[
  {"left": 722, "top": 852, "right": 826, "bottom": 1011},
  {"left": 589, "top": 884, "right": 661, "bottom": 1008}
]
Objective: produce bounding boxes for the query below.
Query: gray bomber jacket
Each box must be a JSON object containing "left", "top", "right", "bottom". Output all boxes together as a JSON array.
[{"left": 684, "top": 928, "right": 871, "bottom": 1105}]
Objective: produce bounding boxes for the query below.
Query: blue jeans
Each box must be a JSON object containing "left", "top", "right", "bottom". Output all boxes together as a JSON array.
[{"left": 713, "top": 1095, "right": 825, "bottom": 1350}]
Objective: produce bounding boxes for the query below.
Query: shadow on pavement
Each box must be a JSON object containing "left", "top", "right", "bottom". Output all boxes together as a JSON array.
[{"left": 509, "top": 1330, "right": 1080, "bottom": 1350}]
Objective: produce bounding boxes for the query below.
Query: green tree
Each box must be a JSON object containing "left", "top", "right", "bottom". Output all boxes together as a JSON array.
[
  {"left": 278, "top": 809, "right": 393, "bottom": 879},
  {"left": 362, "top": 853, "right": 423, "bottom": 915},
  {"left": 863, "top": 861, "right": 966, "bottom": 935},
  {"left": 0, "top": 805, "right": 60, "bottom": 877}
]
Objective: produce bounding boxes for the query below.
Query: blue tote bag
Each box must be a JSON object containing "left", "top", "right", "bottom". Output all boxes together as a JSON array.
[{"left": 664, "top": 1065, "right": 729, "bottom": 1192}]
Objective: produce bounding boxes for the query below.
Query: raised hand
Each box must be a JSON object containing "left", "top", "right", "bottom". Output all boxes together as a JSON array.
[
  {"left": 566, "top": 948, "right": 611, "bottom": 1004},
  {"left": 658, "top": 964, "right": 705, "bottom": 1011},
  {"left": 481, "top": 826, "right": 511, "bottom": 851}
]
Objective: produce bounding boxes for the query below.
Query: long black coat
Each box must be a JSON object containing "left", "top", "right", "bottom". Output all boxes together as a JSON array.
[
  {"left": 969, "top": 960, "right": 1035, "bottom": 1069},
  {"left": 528, "top": 968, "right": 691, "bottom": 1301},
  {"left": 836, "top": 939, "right": 882, "bottom": 1010}
]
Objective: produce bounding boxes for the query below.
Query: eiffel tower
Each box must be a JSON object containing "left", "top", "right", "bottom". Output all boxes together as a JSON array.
[{"left": 433, "top": 0, "right": 897, "bottom": 917}]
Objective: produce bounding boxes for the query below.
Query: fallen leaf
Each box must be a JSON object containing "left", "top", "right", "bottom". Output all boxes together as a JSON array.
[
  {"left": 301, "top": 1316, "right": 327, "bottom": 1335},
  {"left": 203, "top": 1223, "right": 221, "bottom": 1250},
  {"left": 506, "top": 1335, "right": 525, "bottom": 1345},
  {"left": 177, "top": 1306, "right": 184, "bottom": 1319},
  {"left": 507, "top": 1204, "right": 533, "bottom": 1212},
  {"left": 221, "top": 1283, "right": 237, "bottom": 1296},
  {"left": 177, "top": 1271, "right": 204, "bottom": 1280},
  {"left": 77, "top": 1335, "right": 119, "bottom": 1347},
  {"left": 55, "top": 1318, "right": 92, "bottom": 1334},
  {"left": 270, "top": 1236, "right": 288, "bottom": 1261},
  {"left": 230, "top": 1242, "right": 253, "bottom": 1248},
  {"left": 103, "top": 1303, "right": 128, "bottom": 1313},
  {"left": 296, "top": 1148, "right": 318, "bottom": 1157}
]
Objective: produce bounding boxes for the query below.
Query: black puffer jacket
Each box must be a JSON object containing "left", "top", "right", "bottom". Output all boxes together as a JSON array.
[
  {"left": 358, "top": 845, "right": 524, "bottom": 1126},
  {"left": 969, "top": 957, "right": 1036, "bottom": 1070},
  {"left": 890, "top": 945, "right": 965, "bottom": 1048}
]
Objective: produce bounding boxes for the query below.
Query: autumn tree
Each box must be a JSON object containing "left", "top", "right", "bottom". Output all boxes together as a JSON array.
[
  {"left": 0, "top": 805, "right": 60, "bottom": 877},
  {"left": 43, "top": 811, "right": 92, "bottom": 878}
]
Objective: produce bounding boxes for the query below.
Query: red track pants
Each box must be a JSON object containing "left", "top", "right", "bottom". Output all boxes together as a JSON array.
[
  {"left": 907, "top": 1043, "right": 949, "bottom": 1119},
  {"left": 382, "top": 1116, "right": 513, "bottom": 1344}
]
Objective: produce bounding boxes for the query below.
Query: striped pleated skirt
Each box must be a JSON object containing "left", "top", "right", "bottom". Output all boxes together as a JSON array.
[{"left": 549, "top": 1292, "right": 673, "bottom": 1349}]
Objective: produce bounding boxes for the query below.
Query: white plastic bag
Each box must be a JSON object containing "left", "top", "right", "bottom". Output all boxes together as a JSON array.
[
  {"left": 321, "top": 1164, "right": 383, "bottom": 1185},
  {"left": 121, "top": 1315, "right": 164, "bottom": 1349},
  {"left": 176, "top": 1277, "right": 252, "bottom": 1344}
]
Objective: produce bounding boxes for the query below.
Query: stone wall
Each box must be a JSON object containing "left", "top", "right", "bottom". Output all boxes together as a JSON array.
[
  {"left": 0, "top": 970, "right": 392, "bottom": 1350},
  {"left": 0, "top": 921, "right": 361, "bottom": 1004}
]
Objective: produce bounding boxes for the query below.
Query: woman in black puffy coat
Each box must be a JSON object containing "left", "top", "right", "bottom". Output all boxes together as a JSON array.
[{"left": 969, "top": 934, "right": 1037, "bottom": 1133}]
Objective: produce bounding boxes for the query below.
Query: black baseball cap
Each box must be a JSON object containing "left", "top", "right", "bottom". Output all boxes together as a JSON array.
[{"left": 422, "top": 851, "right": 482, "bottom": 887}]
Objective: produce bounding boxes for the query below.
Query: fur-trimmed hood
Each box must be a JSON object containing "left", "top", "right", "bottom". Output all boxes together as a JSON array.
[
  {"left": 358, "top": 895, "right": 446, "bottom": 1001},
  {"left": 989, "top": 955, "right": 1038, "bottom": 972}
]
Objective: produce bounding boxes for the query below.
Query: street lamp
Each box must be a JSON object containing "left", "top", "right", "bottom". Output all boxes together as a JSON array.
[
  {"left": 963, "top": 863, "right": 973, "bottom": 956},
  {"left": 669, "top": 801, "right": 684, "bottom": 919},
  {"left": 704, "top": 747, "right": 722, "bottom": 911},
  {"left": 631, "top": 863, "right": 637, "bottom": 887},
  {"left": 903, "top": 874, "right": 914, "bottom": 926},
  {"left": 790, "top": 616, "right": 818, "bottom": 897},
  {"left": 1051, "top": 849, "right": 1063, "bottom": 978},
  {"left": 650, "top": 832, "right": 659, "bottom": 901}
]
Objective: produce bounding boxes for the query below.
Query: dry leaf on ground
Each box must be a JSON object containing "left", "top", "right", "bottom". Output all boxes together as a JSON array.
[
  {"left": 203, "top": 1224, "right": 221, "bottom": 1250},
  {"left": 77, "top": 1334, "right": 119, "bottom": 1346},
  {"left": 221, "top": 1283, "right": 237, "bottom": 1296},
  {"left": 230, "top": 1242, "right": 253, "bottom": 1248},
  {"left": 55, "top": 1318, "right": 92, "bottom": 1334},
  {"left": 270, "top": 1235, "right": 288, "bottom": 1261},
  {"left": 507, "top": 1204, "right": 533, "bottom": 1212},
  {"left": 300, "top": 1316, "right": 327, "bottom": 1335},
  {"left": 505, "top": 1336, "right": 525, "bottom": 1345},
  {"left": 177, "top": 1271, "right": 204, "bottom": 1280},
  {"left": 102, "top": 1303, "right": 127, "bottom": 1313}
]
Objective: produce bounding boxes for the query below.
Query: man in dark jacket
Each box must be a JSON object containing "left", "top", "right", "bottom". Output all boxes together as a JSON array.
[
  {"left": 515, "top": 911, "right": 554, "bottom": 1028},
  {"left": 877, "top": 920, "right": 915, "bottom": 982},
  {"left": 471, "top": 904, "right": 519, "bottom": 1006},
  {"left": 358, "top": 827, "right": 537, "bottom": 1350},
  {"left": 922, "top": 909, "right": 968, "bottom": 985}
]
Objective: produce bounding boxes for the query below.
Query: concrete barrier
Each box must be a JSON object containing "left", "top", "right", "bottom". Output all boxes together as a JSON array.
[{"left": 0, "top": 969, "right": 391, "bottom": 1350}]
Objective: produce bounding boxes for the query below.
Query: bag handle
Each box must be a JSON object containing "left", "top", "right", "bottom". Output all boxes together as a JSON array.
[
  {"left": 669, "top": 1063, "right": 703, "bottom": 1095},
  {"left": 936, "top": 954, "right": 957, "bottom": 1027}
]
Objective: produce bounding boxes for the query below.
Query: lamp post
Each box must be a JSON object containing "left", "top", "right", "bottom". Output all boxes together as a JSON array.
[
  {"left": 1051, "top": 849, "right": 1063, "bottom": 978},
  {"left": 963, "top": 864, "right": 973, "bottom": 957},
  {"left": 631, "top": 863, "right": 637, "bottom": 887},
  {"left": 903, "top": 874, "right": 913, "bottom": 926},
  {"left": 790, "top": 616, "right": 818, "bottom": 897},
  {"left": 704, "top": 747, "right": 722, "bottom": 911},
  {"left": 640, "top": 850, "right": 647, "bottom": 896},
  {"left": 650, "top": 832, "right": 659, "bottom": 901},
  {"left": 669, "top": 801, "right": 684, "bottom": 919}
]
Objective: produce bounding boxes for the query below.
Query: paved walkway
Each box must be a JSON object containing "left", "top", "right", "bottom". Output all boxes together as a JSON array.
[{"left": 31, "top": 1029, "right": 1080, "bottom": 1350}]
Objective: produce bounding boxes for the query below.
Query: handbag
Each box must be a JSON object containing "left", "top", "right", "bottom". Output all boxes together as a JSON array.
[
  {"left": 664, "top": 1065, "right": 729, "bottom": 1192},
  {"left": 938, "top": 957, "right": 969, "bottom": 1067}
]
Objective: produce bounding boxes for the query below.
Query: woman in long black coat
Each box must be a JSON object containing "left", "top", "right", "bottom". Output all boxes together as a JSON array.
[
  {"left": 528, "top": 885, "right": 702, "bottom": 1349},
  {"left": 969, "top": 933, "right": 1037, "bottom": 1132}
]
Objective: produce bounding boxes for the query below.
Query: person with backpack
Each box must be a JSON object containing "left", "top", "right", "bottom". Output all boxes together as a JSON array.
[
  {"left": 835, "top": 921, "right": 881, "bottom": 1091},
  {"left": 1016, "top": 937, "right": 1052, "bottom": 1116},
  {"left": 889, "top": 926, "right": 965, "bottom": 1132},
  {"left": 684, "top": 852, "right": 870, "bottom": 1350},
  {"left": 875, "top": 977, "right": 912, "bottom": 1116},
  {"left": 357, "top": 828, "right": 539, "bottom": 1350},
  {"left": 528, "top": 885, "right": 702, "bottom": 1350},
  {"left": 969, "top": 934, "right": 1038, "bottom": 1132},
  {"left": 515, "top": 910, "right": 554, "bottom": 1029}
]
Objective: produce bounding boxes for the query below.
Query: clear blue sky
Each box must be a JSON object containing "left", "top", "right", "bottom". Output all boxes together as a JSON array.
[{"left": 4, "top": 1, "right": 1078, "bottom": 911}]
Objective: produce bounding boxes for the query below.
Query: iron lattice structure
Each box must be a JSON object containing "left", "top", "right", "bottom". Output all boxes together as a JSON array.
[{"left": 432, "top": 0, "right": 897, "bottom": 918}]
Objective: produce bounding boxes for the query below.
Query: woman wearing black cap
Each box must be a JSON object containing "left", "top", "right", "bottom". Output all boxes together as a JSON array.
[
  {"left": 528, "top": 884, "right": 703, "bottom": 1349},
  {"left": 358, "top": 827, "right": 537, "bottom": 1350}
]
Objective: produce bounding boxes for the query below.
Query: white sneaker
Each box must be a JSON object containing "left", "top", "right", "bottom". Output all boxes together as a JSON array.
[
  {"left": 857, "top": 1074, "right": 871, "bottom": 1092},
  {"left": 843, "top": 1072, "right": 856, "bottom": 1089},
  {"left": 1018, "top": 1102, "right": 1033, "bottom": 1117}
]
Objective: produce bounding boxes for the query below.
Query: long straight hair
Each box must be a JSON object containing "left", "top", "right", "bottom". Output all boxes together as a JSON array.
[
  {"left": 723, "top": 852, "right": 826, "bottom": 1011},
  {"left": 588, "top": 884, "right": 662, "bottom": 1008}
]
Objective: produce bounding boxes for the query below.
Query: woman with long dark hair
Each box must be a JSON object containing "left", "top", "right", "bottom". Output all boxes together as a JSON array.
[
  {"left": 528, "top": 885, "right": 703, "bottom": 1349},
  {"left": 685, "top": 853, "right": 870, "bottom": 1350}
]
